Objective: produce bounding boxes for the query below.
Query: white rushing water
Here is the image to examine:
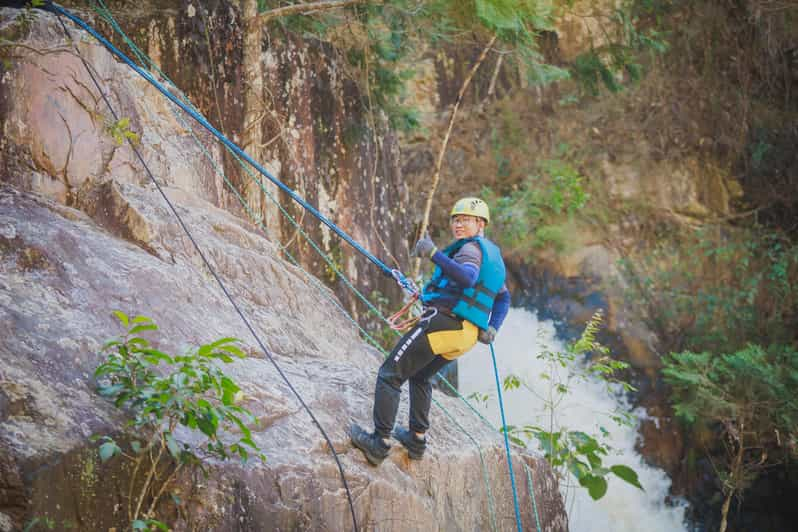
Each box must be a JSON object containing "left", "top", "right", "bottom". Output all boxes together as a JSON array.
[{"left": 458, "top": 308, "right": 689, "bottom": 532}]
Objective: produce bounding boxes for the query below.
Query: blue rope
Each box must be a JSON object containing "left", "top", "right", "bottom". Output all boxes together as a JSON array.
[
  {"left": 490, "top": 343, "right": 523, "bottom": 532},
  {"left": 46, "top": 4, "right": 534, "bottom": 529},
  {"left": 48, "top": 5, "right": 359, "bottom": 531},
  {"left": 52, "top": 0, "right": 507, "bottom": 436},
  {"left": 48, "top": 2, "right": 415, "bottom": 291},
  {"left": 87, "top": 0, "right": 501, "bottom": 444}
]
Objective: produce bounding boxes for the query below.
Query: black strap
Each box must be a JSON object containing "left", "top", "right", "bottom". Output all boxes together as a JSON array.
[
  {"left": 460, "top": 295, "right": 492, "bottom": 314},
  {"left": 429, "top": 305, "right": 459, "bottom": 321},
  {"left": 474, "top": 282, "right": 497, "bottom": 298}
]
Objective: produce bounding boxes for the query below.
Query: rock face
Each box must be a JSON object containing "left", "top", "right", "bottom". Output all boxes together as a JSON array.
[
  {"left": 0, "top": 6, "right": 567, "bottom": 532},
  {"left": 20, "top": 0, "right": 411, "bottom": 316},
  {"left": 0, "top": 186, "right": 566, "bottom": 531},
  {"left": 554, "top": 0, "right": 624, "bottom": 61}
]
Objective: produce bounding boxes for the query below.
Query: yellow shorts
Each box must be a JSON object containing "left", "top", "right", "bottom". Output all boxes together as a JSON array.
[{"left": 427, "top": 319, "right": 479, "bottom": 360}]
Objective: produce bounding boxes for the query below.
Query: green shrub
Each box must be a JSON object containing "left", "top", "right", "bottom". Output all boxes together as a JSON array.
[
  {"left": 482, "top": 155, "right": 589, "bottom": 254},
  {"left": 619, "top": 228, "right": 798, "bottom": 353},
  {"left": 663, "top": 343, "right": 798, "bottom": 530},
  {"left": 93, "top": 312, "right": 262, "bottom": 529},
  {"left": 502, "top": 312, "right": 643, "bottom": 501},
  {"left": 532, "top": 224, "right": 568, "bottom": 252},
  {"left": 571, "top": 3, "right": 669, "bottom": 96}
]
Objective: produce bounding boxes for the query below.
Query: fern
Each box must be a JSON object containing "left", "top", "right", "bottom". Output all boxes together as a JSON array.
[{"left": 572, "top": 311, "right": 604, "bottom": 355}]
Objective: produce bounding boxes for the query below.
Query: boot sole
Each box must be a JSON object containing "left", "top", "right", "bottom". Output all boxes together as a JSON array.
[
  {"left": 349, "top": 426, "right": 389, "bottom": 466},
  {"left": 351, "top": 438, "right": 387, "bottom": 466},
  {"left": 392, "top": 430, "right": 425, "bottom": 460}
]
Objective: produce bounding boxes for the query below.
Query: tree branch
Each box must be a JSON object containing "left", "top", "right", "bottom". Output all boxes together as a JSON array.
[
  {"left": 134, "top": 435, "right": 167, "bottom": 522},
  {"left": 254, "top": 0, "right": 378, "bottom": 25},
  {"left": 146, "top": 462, "right": 184, "bottom": 518},
  {"left": 412, "top": 33, "right": 498, "bottom": 278}
]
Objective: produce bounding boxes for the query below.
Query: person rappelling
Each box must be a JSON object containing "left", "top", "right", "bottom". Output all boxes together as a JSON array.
[{"left": 350, "top": 197, "right": 511, "bottom": 465}]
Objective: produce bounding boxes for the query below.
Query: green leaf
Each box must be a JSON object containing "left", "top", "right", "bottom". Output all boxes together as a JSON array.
[
  {"left": 145, "top": 519, "right": 169, "bottom": 531},
  {"left": 220, "top": 377, "right": 240, "bottom": 405},
  {"left": 131, "top": 520, "right": 148, "bottom": 530},
  {"left": 570, "top": 431, "right": 600, "bottom": 455},
  {"left": 227, "top": 412, "right": 253, "bottom": 439},
  {"left": 586, "top": 452, "right": 603, "bottom": 469},
  {"left": 127, "top": 337, "right": 149, "bottom": 348},
  {"left": 102, "top": 339, "right": 122, "bottom": 350},
  {"left": 99, "top": 441, "right": 119, "bottom": 462},
  {"left": 475, "top": 0, "right": 520, "bottom": 31},
  {"left": 114, "top": 392, "right": 132, "bottom": 408},
  {"left": 208, "top": 337, "right": 239, "bottom": 348},
  {"left": 140, "top": 349, "right": 174, "bottom": 364},
  {"left": 610, "top": 464, "right": 644, "bottom": 490},
  {"left": 235, "top": 444, "right": 250, "bottom": 462},
  {"left": 568, "top": 459, "right": 589, "bottom": 480},
  {"left": 182, "top": 410, "right": 198, "bottom": 429},
  {"left": 112, "top": 310, "right": 129, "bottom": 327},
  {"left": 166, "top": 434, "right": 181, "bottom": 459},
  {"left": 212, "top": 353, "right": 234, "bottom": 363},
  {"left": 218, "top": 344, "right": 245, "bottom": 358},
  {"left": 130, "top": 440, "right": 142, "bottom": 454},
  {"left": 197, "top": 415, "right": 217, "bottom": 438},
  {"left": 580, "top": 474, "right": 608, "bottom": 500},
  {"left": 240, "top": 436, "right": 257, "bottom": 449},
  {"left": 23, "top": 518, "right": 41, "bottom": 532},
  {"left": 129, "top": 323, "right": 158, "bottom": 335},
  {"left": 507, "top": 434, "right": 526, "bottom": 447},
  {"left": 503, "top": 374, "right": 521, "bottom": 390},
  {"left": 97, "top": 384, "right": 125, "bottom": 397},
  {"left": 131, "top": 315, "right": 152, "bottom": 324},
  {"left": 94, "top": 364, "right": 115, "bottom": 378}
]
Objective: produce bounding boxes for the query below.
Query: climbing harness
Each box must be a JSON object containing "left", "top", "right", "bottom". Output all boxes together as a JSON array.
[
  {"left": 387, "top": 294, "right": 424, "bottom": 331},
  {"left": 39, "top": 2, "right": 539, "bottom": 531}
]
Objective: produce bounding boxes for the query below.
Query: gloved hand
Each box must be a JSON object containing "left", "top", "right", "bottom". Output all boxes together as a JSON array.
[
  {"left": 414, "top": 234, "right": 437, "bottom": 258},
  {"left": 478, "top": 326, "right": 497, "bottom": 344}
]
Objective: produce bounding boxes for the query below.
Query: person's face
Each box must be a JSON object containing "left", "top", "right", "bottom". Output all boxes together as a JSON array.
[{"left": 450, "top": 214, "right": 485, "bottom": 240}]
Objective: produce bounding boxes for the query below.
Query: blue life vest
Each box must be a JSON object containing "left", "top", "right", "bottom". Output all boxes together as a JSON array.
[{"left": 420, "top": 237, "right": 506, "bottom": 330}]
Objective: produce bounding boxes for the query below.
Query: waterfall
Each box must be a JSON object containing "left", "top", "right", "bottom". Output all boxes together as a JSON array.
[{"left": 458, "top": 308, "right": 689, "bottom": 532}]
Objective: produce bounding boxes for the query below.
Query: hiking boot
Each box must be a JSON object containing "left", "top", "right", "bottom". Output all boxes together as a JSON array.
[
  {"left": 349, "top": 424, "right": 390, "bottom": 466},
  {"left": 392, "top": 427, "right": 426, "bottom": 460}
]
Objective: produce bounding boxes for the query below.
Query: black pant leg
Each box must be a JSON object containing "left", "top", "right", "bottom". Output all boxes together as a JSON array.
[
  {"left": 408, "top": 355, "right": 452, "bottom": 434},
  {"left": 372, "top": 323, "right": 437, "bottom": 438}
]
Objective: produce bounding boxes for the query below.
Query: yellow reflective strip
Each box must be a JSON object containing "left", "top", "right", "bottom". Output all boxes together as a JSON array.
[{"left": 427, "top": 320, "right": 479, "bottom": 360}]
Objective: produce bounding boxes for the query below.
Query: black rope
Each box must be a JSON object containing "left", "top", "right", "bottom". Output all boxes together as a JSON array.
[{"left": 49, "top": 7, "right": 359, "bottom": 531}]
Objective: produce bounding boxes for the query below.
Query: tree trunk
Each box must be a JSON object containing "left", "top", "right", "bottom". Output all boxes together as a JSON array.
[
  {"left": 240, "top": 0, "right": 280, "bottom": 236},
  {"left": 720, "top": 420, "right": 746, "bottom": 532},
  {"left": 719, "top": 490, "right": 732, "bottom": 532}
]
